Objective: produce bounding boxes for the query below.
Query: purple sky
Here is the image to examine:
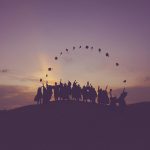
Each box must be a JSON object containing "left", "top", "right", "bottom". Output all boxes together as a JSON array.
[{"left": 0, "top": 0, "right": 150, "bottom": 109}]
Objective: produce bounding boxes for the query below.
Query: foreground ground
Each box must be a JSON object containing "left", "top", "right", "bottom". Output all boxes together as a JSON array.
[{"left": 0, "top": 101, "right": 150, "bottom": 150}]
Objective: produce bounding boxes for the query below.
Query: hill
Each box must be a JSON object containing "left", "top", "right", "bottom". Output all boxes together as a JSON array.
[{"left": 0, "top": 101, "right": 150, "bottom": 150}]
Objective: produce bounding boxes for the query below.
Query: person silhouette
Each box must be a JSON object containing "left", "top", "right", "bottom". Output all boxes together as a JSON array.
[
  {"left": 59, "top": 79, "right": 64, "bottom": 100},
  {"left": 109, "top": 89, "right": 117, "bottom": 110},
  {"left": 43, "top": 85, "right": 48, "bottom": 104},
  {"left": 100, "top": 86, "right": 109, "bottom": 106},
  {"left": 90, "top": 86, "right": 97, "bottom": 104},
  {"left": 82, "top": 86, "right": 87, "bottom": 102},
  {"left": 53, "top": 82, "right": 59, "bottom": 101},
  {"left": 76, "top": 84, "right": 81, "bottom": 101},
  {"left": 118, "top": 88, "right": 128, "bottom": 111},
  {"left": 34, "top": 87, "right": 43, "bottom": 104},
  {"left": 72, "top": 80, "right": 77, "bottom": 100},
  {"left": 46, "top": 83, "right": 53, "bottom": 103},
  {"left": 67, "top": 81, "right": 72, "bottom": 100},
  {"left": 63, "top": 83, "right": 68, "bottom": 100},
  {"left": 85, "top": 81, "right": 91, "bottom": 102},
  {"left": 98, "top": 86, "right": 103, "bottom": 104}
]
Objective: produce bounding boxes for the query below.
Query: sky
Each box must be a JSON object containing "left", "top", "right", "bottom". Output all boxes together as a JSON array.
[{"left": 0, "top": 0, "right": 150, "bottom": 109}]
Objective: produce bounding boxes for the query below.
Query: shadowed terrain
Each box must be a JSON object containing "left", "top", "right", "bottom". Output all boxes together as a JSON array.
[{"left": 0, "top": 101, "right": 150, "bottom": 150}]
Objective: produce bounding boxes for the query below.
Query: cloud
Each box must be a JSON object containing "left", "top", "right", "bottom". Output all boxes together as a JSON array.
[
  {"left": 144, "top": 76, "right": 150, "bottom": 82},
  {"left": 0, "top": 69, "right": 8, "bottom": 73},
  {"left": 0, "top": 67, "right": 40, "bottom": 84},
  {"left": 4, "top": 74, "right": 41, "bottom": 84},
  {"left": 0, "top": 85, "right": 35, "bottom": 110},
  {"left": 62, "top": 56, "right": 74, "bottom": 64},
  {"left": 12, "top": 75, "right": 40, "bottom": 83}
]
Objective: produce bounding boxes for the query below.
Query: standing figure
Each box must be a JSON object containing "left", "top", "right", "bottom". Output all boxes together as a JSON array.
[
  {"left": 59, "top": 80, "right": 63, "bottom": 100},
  {"left": 34, "top": 87, "right": 43, "bottom": 104},
  {"left": 63, "top": 83, "right": 68, "bottom": 100},
  {"left": 46, "top": 83, "right": 53, "bottom": 102},
  {"left": 86, "top": 82, "right": 91, "bottom": 102},
  {"left": 90, "top": 86, "right": 97, "bottom": 104},
  {"left": 109, "top": 89, "right": 117, "bottom": 110},
  {"left": 72, "top": 80, "right": 77, "bottom": 100},
  {"left": 43, "top": 85, "right": 48, "bottom": 104},
  {"left": 67, "top": 81, "right": 72, "bottom": 100},
  {"left": 53, "top": 82, "right": 59, "bottom": 101},
  {"left": 76, "top": 84, "right": 82, "bottom": 101},
  {"left": 98, "top": 86, "right": 103, "bottom": 104},
  {"left": 82, "top": 86, "right": 87, "bottom": 102},
  {"left": 101, "top": 87, "right": 109, "bottom": 106},
  {"left": 118, "top": 88, "right": 128, "bottom": 111}
]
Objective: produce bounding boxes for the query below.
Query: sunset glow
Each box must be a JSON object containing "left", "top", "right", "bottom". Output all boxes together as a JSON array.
[{"left": 0, "top": 0, "right": 150, "bottom": 109}]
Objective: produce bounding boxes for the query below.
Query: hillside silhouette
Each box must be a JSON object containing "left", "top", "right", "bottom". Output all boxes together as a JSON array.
[{"left": 0, "top": 101, "right": 150, "bottom": 150}]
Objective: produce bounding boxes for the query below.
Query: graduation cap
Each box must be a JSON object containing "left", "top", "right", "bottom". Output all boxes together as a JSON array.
[
  {"left": 79, "top": 46, "right": 81, "bottom": 48},
  {"left": 54, "top": 56, "right": 58, "bottom": 60},
  {"left": 48, "top": 67, "right": 52, "bottom": 71},
  {"left": 46, "top": 74, "right": 48, "bottom": 77},
  {"left": 73, "top": 46, "right": 75, "bottom": 50},
  {"left": 106, "top": 52, "right": 109, "bottom": 57},
  {"left": 98, "top": 48, "right": 101, "bottom": 52},
  {"left": 123, "top": 80, "right": 127, "bottom": 83},
  {"left": 66, "top": 49, "right": 69, "bottom": 52},
  {"left": 85, "top": 46, "right": 89, "bottom": 49},
  {"left": 60, "top": 52, "right": 63, "bottom": 56},
  {"left": 116, "top": 63, "right": 119, "bottom": 66},
  {"left": 1, "top": 69, "right": 8, "bottom": 73},
  {"left": 40, "top": 78, "right": 42, "bottom": 82},
  {"left": 91, "top": 47, "right": 94, "bottom": 50}
]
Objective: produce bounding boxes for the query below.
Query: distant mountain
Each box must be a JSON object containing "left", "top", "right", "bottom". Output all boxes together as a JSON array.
[{"left": 0, "top": 101, "right": 150, "bottom": 150}]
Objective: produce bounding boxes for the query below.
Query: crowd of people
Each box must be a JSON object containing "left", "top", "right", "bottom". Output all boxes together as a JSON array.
[{"left": 34, "top": 80, "right": 128, "bottom": 110}]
